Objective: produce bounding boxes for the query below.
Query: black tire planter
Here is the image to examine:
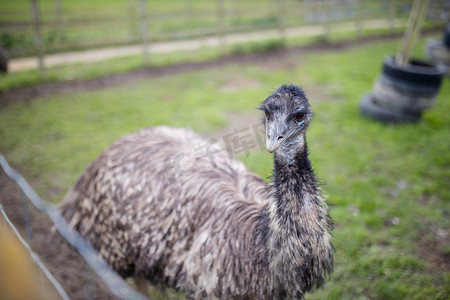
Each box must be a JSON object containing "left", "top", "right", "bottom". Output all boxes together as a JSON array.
[
  {"left": 360, "top": 56, "right": 446, "bottom": 123},
  {"left": 360, "top": 93, "right": 422, "bottom": 123},
  {"left": 443, "top": 24, "right": 450, "bottom": 49}
]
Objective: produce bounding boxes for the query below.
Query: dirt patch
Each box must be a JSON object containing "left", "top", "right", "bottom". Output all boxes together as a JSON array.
[
  {"left": 417, "top": 237, "right": 450, "bottom": 273},
  {"left": 302, "top": 84, "right": 344, "bottom": 104},
  {"left": 257, "top": 57, "right": 299, "bottom": 73},
  {"left": 0, "top": 171, "right": 114, "bottom": 300},
  {"left": 218, "top": 77, "right": 261, "bottom": 93},
  {"left": 416, "top": 219, "right": 450, "bottom": 274},
  {"left": 416, "top": 195, "right": 450, "bottom": 274}
]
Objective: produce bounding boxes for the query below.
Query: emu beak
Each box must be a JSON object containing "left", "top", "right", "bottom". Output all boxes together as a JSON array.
[
  {"left": 266, "top": 123, "right": 288, "bottom": 153},
  {"left": 266, "top": 136, "right": 282, "bottom": 153}
]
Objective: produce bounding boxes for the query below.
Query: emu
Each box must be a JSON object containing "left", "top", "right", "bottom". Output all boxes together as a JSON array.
[{"left": 59, "top": 84, "right": 334, "bottom": 299}]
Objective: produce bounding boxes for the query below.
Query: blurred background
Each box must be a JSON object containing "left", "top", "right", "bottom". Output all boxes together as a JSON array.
[
  {"left": 0, "top": 0, "right": 449, "bottom": 299},
  {"left": 0, "top": 0, "right": 447, "bottom": 78}
]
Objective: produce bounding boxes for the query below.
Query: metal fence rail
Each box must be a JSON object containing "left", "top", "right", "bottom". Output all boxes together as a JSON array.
[{"left": 0, "top": 154, "right": 149, "bottom": 300}]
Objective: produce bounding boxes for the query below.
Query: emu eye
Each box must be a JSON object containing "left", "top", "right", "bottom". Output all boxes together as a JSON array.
[
  {"left": 295, "top": 113, "right": 305, "bottom": 123},
  {"left": 265, "top": 111, "right": 271, "bottom": 119}
]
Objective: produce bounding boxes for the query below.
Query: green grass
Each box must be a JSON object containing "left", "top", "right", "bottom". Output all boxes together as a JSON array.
[{"left": 0, "top": 36, "right": 449, "bottom": 299}]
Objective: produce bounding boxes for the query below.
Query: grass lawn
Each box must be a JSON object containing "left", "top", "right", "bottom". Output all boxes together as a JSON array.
[{"left": 0, "top": 36, "right": 449, "bottom": 299}]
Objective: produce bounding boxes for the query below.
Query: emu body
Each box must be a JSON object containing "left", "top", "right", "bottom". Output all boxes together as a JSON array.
[{"left": 60, "top": 85, "right": 333, "bottom": 299}]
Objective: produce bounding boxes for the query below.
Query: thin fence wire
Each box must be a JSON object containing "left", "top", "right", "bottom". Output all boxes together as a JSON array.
[
  {"left": 3, "top": 0, "right": 437, "bottom": 59},
  {"left": 0, "top": 204, "right": 70, "bottom": 300},
  {"left": 0, "top": 153, "right": 149, "bottom": 300},
  {"left": 2, "top": 0, "right": 448, "bottom": 76}
]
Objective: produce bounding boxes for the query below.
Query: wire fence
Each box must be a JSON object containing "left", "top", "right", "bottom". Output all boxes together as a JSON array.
[
  {"left": 1, "top": 0, "right": 448, "bottom": 76},
  {"left": 0, "top": 153, "right": 149, "bottom": 300}
]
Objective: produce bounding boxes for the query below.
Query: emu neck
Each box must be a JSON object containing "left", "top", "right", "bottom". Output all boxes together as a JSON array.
[
  {"left": 267, "top": 137, "right": 332, "bottom": 298},
  {"left": 272, "top": 141, "right": 316, "bottom": 218}
]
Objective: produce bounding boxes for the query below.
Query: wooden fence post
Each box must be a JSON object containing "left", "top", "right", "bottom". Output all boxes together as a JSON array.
[
  {"left": 216, "top": 0, "right": 226, "bottom": 51},
  {"left": 276, "top": 0, "right": 287, "bottom": 42},
  {"left": 303, "top": 0, "right": 310, "bottom": 24},
  {"left": 139, "top": 0, "right": 150, "bottom": 65},
  {"left": 388, "top": 0, "right": 396, "bottom": 33},
  {"left": 30, "top": 0, "right": 45, "bottom": 79},
  {"left": 323, "top": 0, "right": 331, "bottom": 40},
  {"left": 128, "top": 0, "right": 138, "bottom": 41},
  {"left": 355, "top": 0, "right": 363, "bottom": 38},
  {"left": 54, "top": 0, "right": 63, "bottom": 39},
  {"left": 185, "top": 0, "right": 193, "bottom": 22}
]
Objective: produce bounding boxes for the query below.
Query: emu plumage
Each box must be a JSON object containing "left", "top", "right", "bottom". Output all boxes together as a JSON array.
[{"left": 59, "top": 84, "right": 333, "bottom": 299}]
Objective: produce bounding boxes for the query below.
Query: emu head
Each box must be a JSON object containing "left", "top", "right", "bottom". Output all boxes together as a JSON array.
[{"left": 259, "top": 84, "right": 312, "bottom": 154}]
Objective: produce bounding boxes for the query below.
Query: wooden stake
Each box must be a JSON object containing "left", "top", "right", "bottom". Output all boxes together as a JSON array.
[
  {"left": 139, "top": 0, "right": 150, "bottom": 65},
  {"left": 54, "top": 0, "right": 63, "bottom": 39},
  {"left": 395, "top": 0, "right": 430, "bottom": 66},
  {"left": 30, "top": 0, "right": 45, "bottom": 79}
]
